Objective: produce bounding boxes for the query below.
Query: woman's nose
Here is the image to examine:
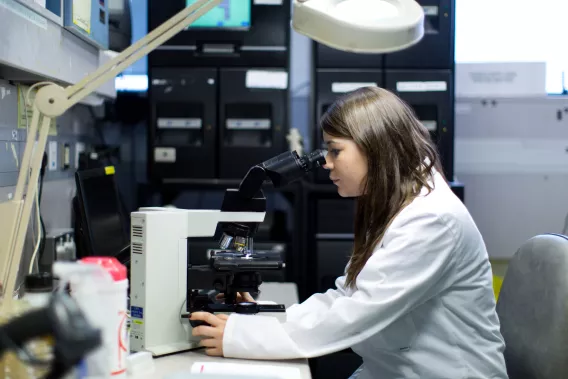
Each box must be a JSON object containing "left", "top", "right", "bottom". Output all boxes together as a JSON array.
[{"left": 322, "top": 161, "right": 332, "bottom": 170}]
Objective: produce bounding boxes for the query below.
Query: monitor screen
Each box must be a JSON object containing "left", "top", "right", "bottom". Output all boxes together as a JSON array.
[
  {"left": 76, "top": 168, "right": 129, "bottom": 259},
  {"left": 185, "top": 0, "right": 251, "bottom": 29}
]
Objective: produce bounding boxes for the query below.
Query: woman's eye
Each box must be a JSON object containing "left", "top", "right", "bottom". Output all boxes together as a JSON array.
[{"left": 331, "top": 149, "right": 340, "bottom": 157}]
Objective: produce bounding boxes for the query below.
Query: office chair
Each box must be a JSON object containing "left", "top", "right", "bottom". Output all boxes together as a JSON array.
[{"left": 496, "top": 233, "right": 568, "bottom": 379}]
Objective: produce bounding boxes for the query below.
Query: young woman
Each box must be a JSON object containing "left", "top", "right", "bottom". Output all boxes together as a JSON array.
[{"left": 191, "top": 86, "right": 508, "bottom": 379}]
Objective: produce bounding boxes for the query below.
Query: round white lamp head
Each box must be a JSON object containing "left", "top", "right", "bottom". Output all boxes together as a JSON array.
[{"left": 291, "top": 0, "right": 425, "bottom": 53}]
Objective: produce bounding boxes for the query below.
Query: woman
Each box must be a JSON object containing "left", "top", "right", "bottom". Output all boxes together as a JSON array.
[{"left": 191, "top": 86, "right": 508, "bottom": 379}]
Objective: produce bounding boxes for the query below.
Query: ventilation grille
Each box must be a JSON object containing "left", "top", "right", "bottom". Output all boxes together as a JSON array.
[
  {"left": 132, "top": 225, "right": 144, "bottom": 238},
  {"left": 132, "top": 242, "right": 144, "bottom": 255}
]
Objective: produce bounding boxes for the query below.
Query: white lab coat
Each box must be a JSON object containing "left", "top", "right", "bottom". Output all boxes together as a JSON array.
[{"left": 223, "top": 170, "right": 509, "bottom": 379}]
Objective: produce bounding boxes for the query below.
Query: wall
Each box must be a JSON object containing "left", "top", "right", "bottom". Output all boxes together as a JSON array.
[
  {"left": 455, "top": 97, "right": 568, "bottom": 269},
  {"left": 0, "top": 79, "right": 97, "bottom": 293}
]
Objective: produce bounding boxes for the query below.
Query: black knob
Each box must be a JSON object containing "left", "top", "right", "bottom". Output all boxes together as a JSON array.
[{"left": 235, "top": 302, "right": 259, "bottom": 314}]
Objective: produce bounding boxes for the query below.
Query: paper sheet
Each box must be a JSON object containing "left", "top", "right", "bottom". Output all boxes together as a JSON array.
[
  {"left": 72, "top": 0, "right": 92, "bottom": 33},
  {"left": 17, "top": 85, "right": 57, "bottom": 136},
  {"left": 190, "top": 362, "right": 301, "bottom": 379}
]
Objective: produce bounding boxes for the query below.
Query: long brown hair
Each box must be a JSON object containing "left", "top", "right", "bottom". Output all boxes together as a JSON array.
[{"left": 320, "top": 86, "right": 445, "bottom": 288}]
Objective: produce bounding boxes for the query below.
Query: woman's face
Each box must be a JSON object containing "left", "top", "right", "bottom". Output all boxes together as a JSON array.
[{"left": 322, "top": 132, "right": 368, "bottom": 197}]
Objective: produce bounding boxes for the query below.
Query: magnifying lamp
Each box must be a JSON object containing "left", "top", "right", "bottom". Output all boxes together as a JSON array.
[
  {"left": 0, "top": 0, "right": 425, "bottom": 309},
  {"left": 293, "top": 0, "right": 425, "bottom": 53}
]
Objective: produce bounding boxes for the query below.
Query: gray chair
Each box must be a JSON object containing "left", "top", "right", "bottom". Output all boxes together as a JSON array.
[{"left": 496, "top": 233, "right": 568, "bottom": 379}]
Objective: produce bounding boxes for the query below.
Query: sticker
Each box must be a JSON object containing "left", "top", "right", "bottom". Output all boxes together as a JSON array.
[
  {"left": 332, "top": 82, "right": 377, "bottom": 93},
  {"left": 105, "top": 166, "right": 115, "bottom": 175},
  {"left": 131, "top": 306, "right": 144, "bottom": 319},
  {"left": 246, "top": 70, "right": 288, "bottom": 89},
  {"left": 396, "top": 81, "right": 447, "bottom": 92}
]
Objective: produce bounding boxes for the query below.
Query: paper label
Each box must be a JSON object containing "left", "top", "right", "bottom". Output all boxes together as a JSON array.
[
  {"left": 73, "top": 0, "right": 92, "bottom": 33},
  {"left": 422, "top": 5, "right": 439, "bottom": 16},
  {"left": 396, "top": 81, "right": 448, "bottom": 92},
  {"left": 226, "top": 119, "right": 271, "bottom": 130},
  {"left": 191, "top": 362, "right": 301, "bottom": 378},
  {"left": 17, "top": 85, "right": 57, "bottom": 136},
  {"left": 154, "top": 147, "right": 176, "bottom": 163},
  {"left": 332, "top": 82, "right": 377, "bottom": 93},
  {"left": 253, "top": 0, "right": 282, "bottom": 4},
  {"left": 246, "top": 70, "right": 288, "bottom": 89},
  {"left": 157, "top": 118, "right": 202, "bottom": 129}
]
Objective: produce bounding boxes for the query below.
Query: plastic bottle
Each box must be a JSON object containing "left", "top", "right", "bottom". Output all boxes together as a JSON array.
[
  {"left": 80, "top": 257, "right": 129, "bottom": 379},
  {"left": 53, "top": 260, "right": 124, "bottom": 379},
  {"left": 21, "top": 272, "right": 54, "bottom": 378}
]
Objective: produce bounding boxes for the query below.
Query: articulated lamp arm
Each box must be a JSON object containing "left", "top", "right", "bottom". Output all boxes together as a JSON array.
[{"left": 0, "top": 0, "right": 222, "bottom": 308}]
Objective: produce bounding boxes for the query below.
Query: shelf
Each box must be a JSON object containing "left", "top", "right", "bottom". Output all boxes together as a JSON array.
[
  {"left": 0, "top": 0, "right": 116, "bottom": 101},
  {"left": 141, "top": 178, "right": 302, "bottom": 193}
]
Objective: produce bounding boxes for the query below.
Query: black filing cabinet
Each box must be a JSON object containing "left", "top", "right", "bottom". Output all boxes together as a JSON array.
[
  {"left": 314, "top": 69, "right": 384, "bottom": 183},
  {"left": 385, "top": 70, "right": 455, "bottom": 180},
  {"left": 384, "top": 0, "right": 455, "bottom": 69},
  {"left": 218, "top": 68, "right": 289, "bottom": 179},
  {"left": 148, "top": 68, "right": 218, "bottom": 181}
]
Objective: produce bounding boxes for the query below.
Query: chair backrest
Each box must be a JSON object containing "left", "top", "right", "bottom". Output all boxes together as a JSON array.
[{"left": 496, "top": 233, "right": 568, "bottom": 379}]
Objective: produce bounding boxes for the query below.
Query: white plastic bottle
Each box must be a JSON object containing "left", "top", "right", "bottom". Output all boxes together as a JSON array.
[{"left": 79, "top": 257, "right": 129, "bottom": 378}]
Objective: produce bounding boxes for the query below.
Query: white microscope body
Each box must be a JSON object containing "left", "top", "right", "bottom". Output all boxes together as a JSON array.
[{"left": 129, "top": 207, "right": 264, "bottom": 357}]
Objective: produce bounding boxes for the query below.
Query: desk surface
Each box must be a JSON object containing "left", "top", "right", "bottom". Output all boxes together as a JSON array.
[
  {"left": 130, "top": 282, "right": 311, "bottom": 379},
  {"left": 135, "top": 349, "right": 311, "bottom": 379}
]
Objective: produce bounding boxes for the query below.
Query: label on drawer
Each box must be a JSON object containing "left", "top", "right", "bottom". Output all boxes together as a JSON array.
[
  {"left": 154, "top": 147, "right": 176, "bottom": 163},
  {"left": 396, "top": 81, "right": 447, "bottom": 92},
  {"left": 246, "top": 70, "right": 288, "bottom": 89},
  {"left": 332, "top": 82, "right": 377, "bottom": 93}
]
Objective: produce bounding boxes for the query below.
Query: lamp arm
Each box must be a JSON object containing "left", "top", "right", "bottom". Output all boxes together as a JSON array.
[
  {"left": 36, "top": 0, "right": 222, "bottom": 118},
  {"left": 0, "top": 0, "right": 222, "bottom": 306},
  {"left": 0, "top": 108, "right": 52, "bottom": 307}
]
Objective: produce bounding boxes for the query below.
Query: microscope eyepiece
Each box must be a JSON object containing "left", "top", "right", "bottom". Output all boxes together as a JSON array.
[{"left": 299, "top": 149, "right": 327, "bottom": 172}]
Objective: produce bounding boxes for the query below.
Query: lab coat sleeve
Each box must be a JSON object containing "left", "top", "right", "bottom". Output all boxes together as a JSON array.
[
  {"left": 284, "top": 275, "right": 348, "bottom": 324},
  {"left": 222, "top": 211, "right": 457, "bottom": 359}
]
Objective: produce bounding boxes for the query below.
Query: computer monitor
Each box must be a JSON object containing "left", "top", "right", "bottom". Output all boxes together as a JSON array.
[
  {"left": 185, "top": 0, "right": 251, "bottom": 29},
  {"left": 74, "top": 166, "right": 130, "bottom": 265}
]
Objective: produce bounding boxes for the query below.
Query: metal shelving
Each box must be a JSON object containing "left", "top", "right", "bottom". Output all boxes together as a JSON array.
[{"left": 0, "top": 0, "right": 116, "bottom": 101}]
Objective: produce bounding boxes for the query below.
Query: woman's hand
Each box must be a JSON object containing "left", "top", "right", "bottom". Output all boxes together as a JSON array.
[{"left": 190, "top": 312, "right": 229, "bottom": 356}]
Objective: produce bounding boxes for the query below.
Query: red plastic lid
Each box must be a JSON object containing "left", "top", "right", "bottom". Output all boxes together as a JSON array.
[{"left": 80, "top": 257, "right": 127, "bottom": 281}]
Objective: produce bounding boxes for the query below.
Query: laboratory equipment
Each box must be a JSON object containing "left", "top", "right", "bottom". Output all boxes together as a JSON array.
[
  {"left": 219, "top": 68, "right": 289, "bottom": 179},
  {"left": 0, "top": 0, "right": 428, "bottom": 353},
  {"left": 73, "top": 166, "right": 130, "bottom": 262},
  {"left": 109, "top": 0, "right": 133, "bottom": 52},
  {"left": 149, "top": 0, "right": 290, "bottom": 68},
  {"left": 385, "top": 69, "right": 454, "bottom": 180},
  {"left": 129, "top": 149, "right": 326, "bottom": 356},
  {"left": 312, "top": 70, "right": 384, "bottom": 182},
  {"left": 63, "top": 0, "right": 110, "bottom": 50},
  {"left": 384, "top": 0, "right": 455, "bottom": 69},
  {"left": 314, "top": 0, "right": 453, "bottom": 70},
  {"left": 149, "top": 68, "right": 218, "bottom": 180}
]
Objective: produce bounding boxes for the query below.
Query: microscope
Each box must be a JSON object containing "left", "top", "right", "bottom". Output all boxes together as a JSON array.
[{"left": 129, "top": 149, "right": 326, "bottom": 357}]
